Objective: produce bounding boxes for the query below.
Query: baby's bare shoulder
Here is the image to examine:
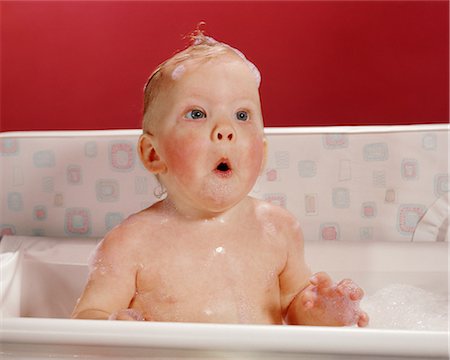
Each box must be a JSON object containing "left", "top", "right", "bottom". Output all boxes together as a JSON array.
[
  {"left": 247, "top": 198, "right": 304, "bottom": 265},
  {"left": 99, "top": 204, "right": 164, "bottom": 252},
  {"left": 251, "top": 199, "right": 307, "bottom": 277},
  {"left": 251, "top": 197, "right": 301, "bottom": 235}
]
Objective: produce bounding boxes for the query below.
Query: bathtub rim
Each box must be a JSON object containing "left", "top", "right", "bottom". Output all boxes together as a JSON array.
[
  {"left": 1, "top": 317, "right": 448, "bottom": 358},
  {"left": 0, "top": 123, "right": 449, "bottom": 138}
]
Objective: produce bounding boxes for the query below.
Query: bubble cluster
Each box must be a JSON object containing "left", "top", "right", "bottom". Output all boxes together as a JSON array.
[
  {"left": 108, "top": 308, "right": 145, "bottom": 321},
  {"left": 361, "top": 284, "right": 448, "bottom": 331}
]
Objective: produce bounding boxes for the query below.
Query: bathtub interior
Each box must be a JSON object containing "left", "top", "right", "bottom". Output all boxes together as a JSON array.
[
  {"left": 0, "top": 233, "right": 448, "bottom": 358},
  {"left": 1, "top": 235, "right": 448, "bottom": 324},
  {"left": 0, "top": 126, "right": 449, "bottom": 358},
  {"left": 1, "top": 125, "right": 448, "bottom": 317}
]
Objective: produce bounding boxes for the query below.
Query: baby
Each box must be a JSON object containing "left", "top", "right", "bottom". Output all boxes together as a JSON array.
[{"left": 72, "top": 31, "right": 369, "bottom": 327}]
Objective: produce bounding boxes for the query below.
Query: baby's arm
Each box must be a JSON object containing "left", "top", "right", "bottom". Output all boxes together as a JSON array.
[
  {"left": 71, "top": 228, "right": 141, "bottom": 320},
  {"left": 279, "top": 217, "right": 368, "bottom": 327}
]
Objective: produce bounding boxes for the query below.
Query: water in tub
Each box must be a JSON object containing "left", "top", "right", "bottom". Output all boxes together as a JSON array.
[
  {"left": 0, "top": 234, "right": 447, "bottom": 339},
  {"left": 360, "top": 195, "right": 449, "bottom": 331},
  {"left": 361, "top": 284, "right": 448, "bottom": 331},
  {"left": 81, "top": 225, "right": 447, "bottom": 329}
]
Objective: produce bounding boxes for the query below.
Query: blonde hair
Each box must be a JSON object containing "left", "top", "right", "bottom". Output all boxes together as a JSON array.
[{"left": 142, "top": 28, "right": 261, "bottom": 132}]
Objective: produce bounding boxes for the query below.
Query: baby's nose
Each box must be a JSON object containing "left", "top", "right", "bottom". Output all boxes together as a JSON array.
[{"left": 212, "top": 124, "right": 235, "bottom": 142}]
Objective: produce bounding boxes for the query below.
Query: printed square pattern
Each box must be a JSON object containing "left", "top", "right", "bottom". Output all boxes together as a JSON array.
[
  {"left": 372, "top": 171, "right": 386, "bottom": 188},
  {"left": 110, "top": 141, "right": 135, "bottom": 171},
  {"left": 305, "top": 194, "right": 318, "bottom": 216},
  {"left": 360, "top": 227, "right": 374, "bottom": 241},
  {"left": 274, "top": 152, "right": 290, "bottom": 169},
  {"left": 265, "top": 169, "right": 278, "bottom": 182},
  {"left": 323, "top": 134, "right": 348, "bottom": 149},
  {"left": 332, "top": 188, "right": 350, "bottom": 208},
  {"left": 84, "top": 141, "right": 98, "bottom": 158},
  {"left": 422, "top": 133, "right": 437, "bottom": 150},
  {"left": 0, "top": 128, "right": 447, "bottom": 241},
  {"left": 105, "top": 212, "right": 124, "bottom": 231},
  {"left": 363, "top": 143, "right": 389, "bottom": 161},
  {"left": 401, "top": 159, "right": 419, "bottom": 180},
  {"left": 263, "top": 193, "right": 287, "bottom": 208},
  {"left": 361, "top": 202, "right": 377, "bottom": 218},
  {"left": 33, "top": 205, "right": 47, "bottom": 221},
  {"left": 0, "top": 224, "right": 16, "bottom": 236},
  {"left": 338, "top": 160, "right": 352, "bottom": 181},
  {"left": 434, "top": 174, "right": 449, "bottom": 197},
  {"left": 65, "top": 208, "right": 91, "bottom": 236},
  {"left": 397, "top": 204, "right": 426, "bottom": 236},
  {"left": 298, "top": 160, "right": 317, "bottom": 178},
  {"left": 67, "top": 165, "right": 82, "bottom": 185},
  {"left": 42, "top": 177, "right": 54, "bottom": 193},
  {"left": 96, "top": 179, "right": 120, "bottom": 202},
  {"left": 33, "top": 150, "right": 55, "bottom": 168},
  {"left": 0, "top": 138, "right": 19, "bottom": 155},
  {"left": 54, "top": 193, "right": 64, "bottom": 207},
  {"left": 385, "top": 189, "right": 396, "bottom": 203},
  {"left": 320, "top": 223, "right": 340, "bottom": 241}
]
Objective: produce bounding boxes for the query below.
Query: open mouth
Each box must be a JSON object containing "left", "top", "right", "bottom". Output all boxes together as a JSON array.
[
  {"left": 214, "top": 159, "right": 232, "bottom": 177},
  {"left": 217, "top": 162, "right": 230, "bottom": 172}
]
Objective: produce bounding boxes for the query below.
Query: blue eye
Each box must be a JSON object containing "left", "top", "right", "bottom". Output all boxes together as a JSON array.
[
  {"left": 185, "top": 109, "right": 206, "bottom": 120},
  {"left": 236, "top": 111, "right": 249, "bottom": 121}
]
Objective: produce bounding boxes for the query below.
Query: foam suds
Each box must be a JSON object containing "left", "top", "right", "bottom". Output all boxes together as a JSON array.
[
  {"left": 264, "top": 222, "right": 277, "bottom": 236},
  {"left": 108, "top": 308, "right": 145, "bottom": 321},
  {"left": 215, "top": 246, "right": 225, "bottom": 255},
  {"left": 223, "top": 44, "right": 261, "bottom": 87},
  {"left": 171, "top": 64, "right": 186, "bottom": 80},
  {"left": 361, "top": 284, "right": 448, "bottom": 331}
]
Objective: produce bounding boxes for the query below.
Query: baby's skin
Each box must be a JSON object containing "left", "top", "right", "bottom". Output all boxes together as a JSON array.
[
  {"left": 72, "top": 39, "right": 368, "bottom": 327},
  {"left": 73, "top": 198, "right": 367, "bottom": 326}
]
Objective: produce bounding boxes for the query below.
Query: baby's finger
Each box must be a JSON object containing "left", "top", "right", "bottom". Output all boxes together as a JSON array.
[
  {"left": 357, "top": 311, "right": 369, "bottom": 327},
  {"left": 337, "top": 279, "right": 364, "bottom": 300},
  {"left": 303, "top": 299, "right": 314, "bottom": 310},
  {"left": 350, "top": 286, "right": 364, "bottom": 301},
  {"left": 301, "top": 289, "right": 316, "bottom": 310},
  {"left": 310, "top": 272, "right": 333, "bottom": 288},
  {"left": 336, "top": 279, "right": 350, "bottom": 296}
]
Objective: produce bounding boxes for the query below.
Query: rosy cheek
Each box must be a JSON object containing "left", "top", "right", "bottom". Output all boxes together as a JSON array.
[
  {"left": 245, "top": 135, "right": 265, "bottom": 169},
  {"left": 161, "top": 132, "right": 207, "bottom": 178}
]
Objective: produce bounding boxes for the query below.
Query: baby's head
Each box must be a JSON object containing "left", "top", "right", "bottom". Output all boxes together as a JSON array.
[
  {"left": 139, "top": 30, "right": 266, "bottom": 217},
  {"left": 142, "top": 30, "right": 262, "bottom": 133}
]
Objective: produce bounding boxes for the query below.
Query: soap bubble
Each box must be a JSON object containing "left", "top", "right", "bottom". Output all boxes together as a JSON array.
[
  {"left": 361, "top": 284, "right": 448, "bottom": 331},
  {"left": 108, "top": 308, "right": 145, "bottom": 321}
]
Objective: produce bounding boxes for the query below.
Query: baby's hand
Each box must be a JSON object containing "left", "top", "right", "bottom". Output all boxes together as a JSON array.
[
  {"left": 108, "top": 308, "right": 145, "bottom": 321},
  {"left": 300, "top": 272, "right": 369, "bottom": 327}
]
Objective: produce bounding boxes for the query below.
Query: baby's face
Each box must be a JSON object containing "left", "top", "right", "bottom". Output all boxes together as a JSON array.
[{"left": 150, "top": 54, "right": 265, "bottom": 217}]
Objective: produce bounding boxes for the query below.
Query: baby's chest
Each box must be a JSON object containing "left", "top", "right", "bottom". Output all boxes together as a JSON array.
[{"left": 136, "top": 238, "right": 284, "bottom": 298}]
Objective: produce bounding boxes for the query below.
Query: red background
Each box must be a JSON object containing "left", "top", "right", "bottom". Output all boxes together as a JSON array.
[{"left": 1, "top": 1, "right": 448, "bottom": 131}]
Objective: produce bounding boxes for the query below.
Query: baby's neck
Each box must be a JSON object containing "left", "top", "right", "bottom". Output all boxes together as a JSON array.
[{"left": 158, "top": 196, "right": 249, "bottom": 223}]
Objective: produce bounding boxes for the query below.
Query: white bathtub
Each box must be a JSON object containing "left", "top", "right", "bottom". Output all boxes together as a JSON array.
[
  {"left": 1, "top": 125, "right": 448, "bottom": 359},
  {"left": 0, "top": 235, "right": 448, "bottom": 359}
]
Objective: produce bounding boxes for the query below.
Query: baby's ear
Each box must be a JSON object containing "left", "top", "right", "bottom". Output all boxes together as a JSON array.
[{"left": 138, "top": 133, "right": 167, "bottom": 174}]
